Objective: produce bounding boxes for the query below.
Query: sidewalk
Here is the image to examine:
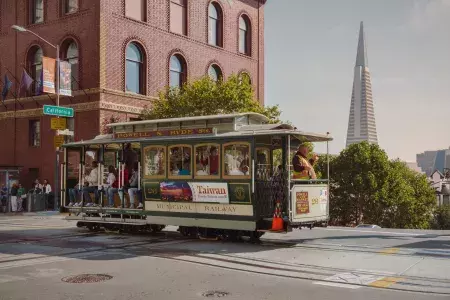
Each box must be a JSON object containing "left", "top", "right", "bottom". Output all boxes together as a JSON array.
[{"left": 0, "top": 211, "right": 68, "bottom": 218}]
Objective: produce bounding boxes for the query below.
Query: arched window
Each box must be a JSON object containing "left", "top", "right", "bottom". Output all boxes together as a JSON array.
[
  {"left": 170, "top": 54, "right": 186, "bottom": 88},
  {"left": 208, "top": 64, "right": 222, "bottom": 82},
  {"left": 239, "top": 15, "right": 251, "bottom": 55},
  {"left": 62, "top": 40, "right": 79, "bottom": 90},
  {"left": 28, "top": 47, "right": 43, "bottom": 95},
  {"left": 125, "top": 42, "right": 144, "bottom": 94},
  {"left": 208, "top": 2, "right": 223, "bottom": 47},
  {"left": 239, "top": 72, "right": 251, "bottom": 85}
]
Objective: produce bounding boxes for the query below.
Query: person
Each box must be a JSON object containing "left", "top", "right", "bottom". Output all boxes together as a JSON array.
[
  {"left": 17, "top": 183, "right": 26, "bottom": 212},
  {"left": 68, "top": 182, "right": 81, "bottom": 207},
  {"left": 82, "top": 161, "right": 100, "bottom": 206},
  {"left": 42, "top": 179, "right": 53, "bottom": 210},
  {"left": 10, "top": 183, "right": 18, "bottom": 212},
  {"left": 0, "top": 185, "right": 7, "bottom": 210},
  {"left": 127, "top": 163, "right": 142, "bottom": 209},
  {"left": 108, "top": 164, "right": 128, "bottom": 208},
  {"left": 31, "top": 179, "right": 43, "bottom": 194},
  {"left": 292, "top": 144, "right": 319, "bottom": 179},
  {"left": 105, "top": 165, "right": 118, "bottom": 207},
  {"left": 123, "top": 143, "right": 138, "bottom": 174}
]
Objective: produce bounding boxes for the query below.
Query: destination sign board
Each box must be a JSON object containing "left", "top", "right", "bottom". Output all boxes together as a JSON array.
[{"left": 113, "top": 128, "right": 214, "bottom": 139}]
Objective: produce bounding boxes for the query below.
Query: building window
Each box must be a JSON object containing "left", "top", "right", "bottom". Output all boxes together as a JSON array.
[
  {"left": 62, "top": 40, "right": 79, "bottom": 90},
  {"left": 29, "top": 120, "right": 41, "bottom": 147},
  {"left": 239, "top": 72, "right": 251, "bottom": 85},
  {"left": 208, "top": 64, "right": 222, "bottom": 82},
  {"left": 239, "top": 15, "right": 251, "bottom": 55},
  {"left": 28, "top": 47, "right": 43, "bottom": 96},
  {"left": 170, "top": 0, "right": 187, "bottom": 36},
  {"left": 208, "top": 2, "right": 223, "bottom": 47},
  {"left": 30, "top": 0, "right": 44, "bottom": 24},
  {"left": 168, "top": 145, "right": 192, "bottom": 179},
  {"left": 169, "top": 54, "right": 186, "bottom": 88},
  {"left": 63, "top": 0, "right": 78, "bottom": 14},
  {"left": 143, "top": 145, "right": 166, "bottom": 178},
  {"left": 125, "top": 42, "right": 145, "bottom": 94},
  {"left": 125, "top": 0, "right": 146, "bottom": 21}
]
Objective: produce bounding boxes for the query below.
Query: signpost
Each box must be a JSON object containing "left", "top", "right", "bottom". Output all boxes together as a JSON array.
[
  {"left": 43, "top": 105, "right": 74, "bottom": 118},
  {"left": 50, "top": 118, "right": 67, "bottom": 130},
  {"left": 54, "top": 136, "right": 65, "bottom": 148}
]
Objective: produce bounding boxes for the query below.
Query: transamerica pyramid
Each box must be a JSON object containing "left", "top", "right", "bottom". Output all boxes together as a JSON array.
[{"left": 346, "top": 22, "right": 378, "bottom": 147}]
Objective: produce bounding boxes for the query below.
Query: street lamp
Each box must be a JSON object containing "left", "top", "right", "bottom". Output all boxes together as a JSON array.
[{"left": 12, "top": 24, "right": 61, "bottom": 211}]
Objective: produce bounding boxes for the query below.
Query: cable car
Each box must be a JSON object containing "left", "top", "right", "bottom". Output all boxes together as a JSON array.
[{"left": 62, "top": 113, "right": 332, "bottom": 239}]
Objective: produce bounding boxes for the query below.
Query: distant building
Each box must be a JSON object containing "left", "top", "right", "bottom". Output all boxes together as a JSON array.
[
  {"left": 428, "top": 170, "right": 450, "bottom": 206},
  {"left": 346, "top": 22, "right": 378, "bottom": 147},
  {"left": 405, "top": 162, "right": 423, "bottom": 174},
  {"left": 416, "top": 148, "right": 450, "bottom": 176}
]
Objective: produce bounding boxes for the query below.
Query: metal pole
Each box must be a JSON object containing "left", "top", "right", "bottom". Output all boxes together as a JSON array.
[
  {"left": 54, "top": 45, "right": 60, "bottom": 210},
  {"left": 287, "top": 135, "right": 291, "bottom": 219}
]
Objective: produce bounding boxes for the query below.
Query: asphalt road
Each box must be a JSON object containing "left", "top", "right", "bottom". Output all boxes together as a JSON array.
[{"left": 0, "top": 214, "right": 449, "bottom": 300}]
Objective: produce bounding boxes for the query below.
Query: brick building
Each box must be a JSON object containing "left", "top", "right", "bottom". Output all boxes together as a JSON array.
[{"left": 0, "top": 0, "right": 266, "bottom": 187}]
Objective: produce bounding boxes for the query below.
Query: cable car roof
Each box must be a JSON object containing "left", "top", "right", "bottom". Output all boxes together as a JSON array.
[{"left": 63, "top": 126, "right": 333, "bottom": 149}]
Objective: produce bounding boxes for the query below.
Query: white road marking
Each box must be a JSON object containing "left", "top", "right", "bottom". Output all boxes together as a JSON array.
[
  {"left": 320, "top": 228, "right": 422, "bottom": 236},
  {"left": 313, "top": 281, "right": 360, "bottom": 289}
]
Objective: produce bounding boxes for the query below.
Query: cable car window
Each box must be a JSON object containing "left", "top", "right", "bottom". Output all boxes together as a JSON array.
[
  {"left": 169, "top": 145, "right": 192, "bottom": 179},
  {"left": 222, "top": 142, "right": 251, "bottom": 179},
  {"left": 256, "top": 147, "right": 271, "bottom": 180},
  {"left": 194, "top": 144, "right": 220, "bottom": 178},
  {"left": 143, "top": 145, "right": 166, "bottom": 178}
]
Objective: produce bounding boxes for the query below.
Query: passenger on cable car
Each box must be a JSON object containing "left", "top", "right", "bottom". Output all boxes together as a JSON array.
[
  {"left": 198, "top": 147, "right": 219, "bottom": 176},
  {"left": 292, "top": 144, "right": 319, "bottom": 180},
  {"left": 82, "top": 161, "right": 100, "bottom": 206},
  {"left": 239, "top": 152, "right": 250, "bottom": 175},
  {"left": 123, "top": 143, "right": 138, "bottom": 173},
  {"left": 108, "top": 163, "right": 129, "bottom": 208},
  {"left": 105, "top": 165, "right": 118, "bottom": 207},
  {"left": 127, "top": 163, "right": 143, "bottom": 209}
]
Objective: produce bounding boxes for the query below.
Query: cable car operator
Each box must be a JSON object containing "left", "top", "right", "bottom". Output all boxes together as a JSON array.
[{"left": 292, "top": 144, "right": 319, "bottom": 180}]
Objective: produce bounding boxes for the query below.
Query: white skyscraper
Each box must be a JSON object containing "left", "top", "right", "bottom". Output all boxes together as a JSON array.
[{"left": 346, "top": 22, "right": 378, "bottom": 147}]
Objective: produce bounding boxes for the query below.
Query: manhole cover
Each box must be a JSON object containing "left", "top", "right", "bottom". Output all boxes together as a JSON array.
[
  {"left": 61, "top": 274, "right": 113, "bottom": 283},
  {"left": 201, "top": 291, "right": 229, "bottom": 298}
]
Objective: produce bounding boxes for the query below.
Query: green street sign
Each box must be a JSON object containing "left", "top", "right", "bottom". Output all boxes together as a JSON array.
[{"left": 43, "top": 105, "right": 74, "bottom": 118}]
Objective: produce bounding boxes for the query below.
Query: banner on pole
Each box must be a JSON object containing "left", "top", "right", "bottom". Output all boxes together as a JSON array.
[
  {"left": 43, "top": 57, "right": 56, "bottom": 94},
  {"left": 59, "top": 61, "right": 72, "bottom": 96}
]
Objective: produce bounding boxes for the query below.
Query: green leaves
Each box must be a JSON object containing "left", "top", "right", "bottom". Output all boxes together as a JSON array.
[
  {"left": 329, "top": 142, "right": 437, "bottom": 229},
  {"left": 141, "top": 74, "right": 281, "bottom": 123}
]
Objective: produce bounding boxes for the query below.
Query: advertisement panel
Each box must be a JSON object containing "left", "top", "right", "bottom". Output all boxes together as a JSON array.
[
  {"left": 291, "top": 184, "right": 329, "bottom": 222},
  {"left": 59, "top": 61, "right": 72, "bottom": 96},
  {"left": 159, "top": 181, "right": 229, "bottom": 204},
  {"left": 42, "top": 57, "right": 56, "bottom": 94}
]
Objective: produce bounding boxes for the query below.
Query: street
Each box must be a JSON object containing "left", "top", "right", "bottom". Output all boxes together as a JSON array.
[{"left": 0, "top": 215, "right": 449, "bottom": 300}]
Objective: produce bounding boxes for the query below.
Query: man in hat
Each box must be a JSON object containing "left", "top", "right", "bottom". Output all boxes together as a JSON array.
[{"left": 292, "top": 144, "right": 319, "bottom": 180}]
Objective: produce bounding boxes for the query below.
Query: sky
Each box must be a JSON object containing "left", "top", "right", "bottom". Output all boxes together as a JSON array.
[{"left": 264, "top": 0, "right": 450, "bottom": 161}]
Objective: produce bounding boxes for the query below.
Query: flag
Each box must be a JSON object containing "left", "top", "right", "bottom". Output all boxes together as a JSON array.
[
  {"left": 35, "top": 69, "right": 43, "bottom": 96},
  {"left": 1, "top": 74, "right": 13, "bottom": 101},
  {"left": 18, "top": 69, "right": 34, "bottom": 97}
]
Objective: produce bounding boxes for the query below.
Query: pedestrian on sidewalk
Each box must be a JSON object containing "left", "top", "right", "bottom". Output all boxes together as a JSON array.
[
  {"left": 10, "top": 183, "right": 19, "bottom": 212},
  {"left": 43, "top": 179, "right": 53, "bottom": 210},
  {"left": 17, "top": 183, "right": 26, "bottom": 212},
  {"left": 0, "top": 185, "right": 7, "bottom": 212}
]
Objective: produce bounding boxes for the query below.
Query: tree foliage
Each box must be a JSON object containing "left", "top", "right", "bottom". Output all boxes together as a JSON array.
[
  {"left": 141, "top": 75, "right": 281, "bottom": 123},
  {"left": 430, "top": 205, "right": 450, "bottom": 230},
  {"left": 329, "top": 142, "right": 436, "bottom": 229}
]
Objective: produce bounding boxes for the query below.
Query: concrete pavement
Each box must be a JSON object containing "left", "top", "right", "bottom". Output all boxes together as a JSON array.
[{"left": 0, "top": 215, "right": 448, "bottom": 299}]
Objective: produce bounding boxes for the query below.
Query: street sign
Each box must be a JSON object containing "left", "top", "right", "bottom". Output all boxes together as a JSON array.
[
  {"left": 57, "top": 129, "right": 74, "bottom": 136},
  {"left": 51, "top": 117, "right": 66, "bottom": 130},
  {"left": 43, "top": 105, "right": 74, "bottom": 118},
  {"left": 54, "top": 136, "right": 65, "bottom": 148}
]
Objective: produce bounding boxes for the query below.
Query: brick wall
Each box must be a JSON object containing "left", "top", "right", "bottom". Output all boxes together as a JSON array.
[{"left": 0, "top": 0, "right": 266, "bottom": 188}]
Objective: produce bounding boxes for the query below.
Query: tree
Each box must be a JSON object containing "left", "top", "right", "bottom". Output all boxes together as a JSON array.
[
  {"left": 328, "top": 142, "right": 437, "bottom": 228},
  {"left": 431, "top": 205, "right": 450, "bottom": 230},
  {"left": 141, "top": 74, "right": 281, "bottom": 123}
]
